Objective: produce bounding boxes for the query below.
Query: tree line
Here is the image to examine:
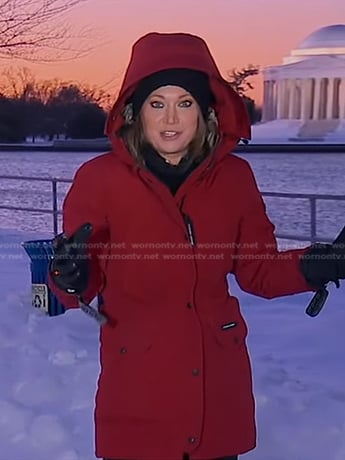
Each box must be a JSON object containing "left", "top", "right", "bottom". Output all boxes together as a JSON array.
[
  {"left": 0, "top": 66, "right": 261, "bottom": 143},
  {"left": 0, "top": 69, "right": 111, "bottom": 142}
]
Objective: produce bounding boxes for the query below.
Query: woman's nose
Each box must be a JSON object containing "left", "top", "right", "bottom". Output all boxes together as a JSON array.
[{"left": 164, "top": 105, "right": 178, "bottom": 124}]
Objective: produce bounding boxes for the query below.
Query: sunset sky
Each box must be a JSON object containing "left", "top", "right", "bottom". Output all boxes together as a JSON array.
[{"left": 5, "top": 0, "right": 345, "bottom": 104}]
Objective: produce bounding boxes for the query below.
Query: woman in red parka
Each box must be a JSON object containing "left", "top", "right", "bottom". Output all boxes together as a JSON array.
[{"left": 48, "top": 32, "right": 345, "bottom": 460}]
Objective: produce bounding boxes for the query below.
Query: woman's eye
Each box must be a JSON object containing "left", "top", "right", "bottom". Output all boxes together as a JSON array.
[
  {"left": 179, "top": 100, "right": 193, "bottom": 108},
  {"left": 149, "top": 100, "right": 193, "bottom": 109},
  {"left": 150, "top": 101, "right": 164, "bottom": 108}
]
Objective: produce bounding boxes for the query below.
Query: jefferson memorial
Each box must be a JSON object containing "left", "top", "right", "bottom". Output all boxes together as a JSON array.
[{"left": 252, "top": 24, "right": 345, "bottom": 142}]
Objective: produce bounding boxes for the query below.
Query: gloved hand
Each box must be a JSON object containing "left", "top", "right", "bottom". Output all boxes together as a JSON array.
[
  {"left": 49, "top": 223, "right": 93, "bottom": 296},
  {"left": 300, "top": 226, "right": 345, "bottom": 289}
]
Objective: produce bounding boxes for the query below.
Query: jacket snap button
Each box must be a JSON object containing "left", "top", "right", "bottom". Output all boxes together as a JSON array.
[
  {"left": 192, "top": 368, "right": 199, "bottom": 376},
  {"left": 187, "top": 302, "right": 193, "bottom": 309},
  {"left": 120, "top": 347, "right": 127, "bottom": 354},
  {"left": 188, "top": 436, "right": 196, "bottom": 444}
]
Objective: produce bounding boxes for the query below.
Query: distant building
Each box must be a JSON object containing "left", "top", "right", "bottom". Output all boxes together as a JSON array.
[{"left": 255, "top": 24, "right": 345, "bottom": 142}]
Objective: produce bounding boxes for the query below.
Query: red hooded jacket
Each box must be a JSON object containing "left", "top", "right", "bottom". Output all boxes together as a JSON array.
[{"left": 50, "top": 32, "right": 313, "bottom": 459}]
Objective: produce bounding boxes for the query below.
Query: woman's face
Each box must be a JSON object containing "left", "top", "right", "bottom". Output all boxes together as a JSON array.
[{"left": 140, "top": 85, "right": 200, "bottom": 164}]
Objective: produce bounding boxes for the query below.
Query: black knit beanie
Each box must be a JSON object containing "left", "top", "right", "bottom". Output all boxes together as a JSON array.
[{"left": 131, "top": 68, "right": 214, "bottom": 119}]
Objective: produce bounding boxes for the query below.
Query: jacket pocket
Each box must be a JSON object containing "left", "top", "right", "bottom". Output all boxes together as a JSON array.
[{"left": 209, "top": 296, "right": 248, "bottom": 348}]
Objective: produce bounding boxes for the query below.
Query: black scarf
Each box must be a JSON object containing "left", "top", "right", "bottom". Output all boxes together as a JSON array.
[{"left": 142, "top": 144, "right": 201, "bottom": 195}]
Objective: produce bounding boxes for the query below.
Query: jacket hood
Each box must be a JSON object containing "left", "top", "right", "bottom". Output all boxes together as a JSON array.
[{"left": 105, "top": 32, "right": 251, "bottom": 142}]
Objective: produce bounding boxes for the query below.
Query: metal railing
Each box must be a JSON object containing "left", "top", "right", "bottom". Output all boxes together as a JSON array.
[
  {"left": 0, "top": 174, "right": 72, "bottom": 236},
  {"left": 0, "top": 174, "right": 345, "bottom": 243},
  {"left": 261, "top": 191, "right": 345, "bottom": 243}
]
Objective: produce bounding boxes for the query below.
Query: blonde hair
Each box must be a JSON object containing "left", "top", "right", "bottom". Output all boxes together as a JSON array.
[{"left": 119, "top": 105, "right": 220, "bottom": 165}]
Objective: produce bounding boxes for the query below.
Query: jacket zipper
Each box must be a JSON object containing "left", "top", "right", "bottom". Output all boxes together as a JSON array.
[
  {"left": 182, "top": 212, "right": 196, "bottom": 247},
  {"left": 180, "top": 207, "right": 198, "bottom": 310}
]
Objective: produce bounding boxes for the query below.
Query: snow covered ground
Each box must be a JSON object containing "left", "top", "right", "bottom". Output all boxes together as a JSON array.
[
  {"left": 251, "top": 120, "right": 303, "bottom": 144},
  {"left": 1, "top": 226, "right": 345, "bottom": 460},
  {"left": 1, "top": 228, "right": 99, "bottom": 460},
  {"left": 251, "top": 119, "right": 345, "bottom": 143}
]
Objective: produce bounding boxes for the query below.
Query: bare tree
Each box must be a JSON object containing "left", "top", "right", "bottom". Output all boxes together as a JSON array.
[
  {"left": 0, "top": 0, "right": 95, "bottom": 61},
  {"left": 0, "top": 67, "right": 30, "bottom": 97},
  {"left": 227, "top": 64, "right": 260, "bottom": 97}
]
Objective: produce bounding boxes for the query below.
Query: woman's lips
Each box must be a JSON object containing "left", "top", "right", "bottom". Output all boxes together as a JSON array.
[{"left": 160, "top": 131, "right": 181, "bottom": 140}]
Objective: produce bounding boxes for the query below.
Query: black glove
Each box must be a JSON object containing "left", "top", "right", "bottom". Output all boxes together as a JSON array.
[
  {"left": 49, "top": 223, "right": 93, "bottom": 296},
  {"left": 300, "top": 226, "right": 345, "bottom": 289}
]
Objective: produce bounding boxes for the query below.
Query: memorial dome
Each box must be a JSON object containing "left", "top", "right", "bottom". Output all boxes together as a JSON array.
[{"left": 297, "top": 24, "right": 345, "bottom": 51}]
